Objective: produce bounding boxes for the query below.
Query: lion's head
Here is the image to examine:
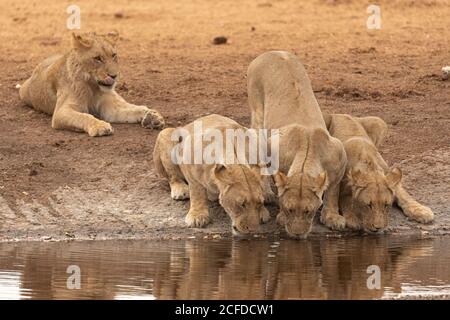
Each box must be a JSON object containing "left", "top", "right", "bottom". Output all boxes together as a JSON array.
[
  {"left": 274, "top": 171, "right": 328, "bottom": 238},
  {"left": 346, "top": 167, "right": 402, "bottom": 232},
  {"left": 212, "top": 164, "right": 269, "bottom": 236},
  {"left": 69, "top": 31, "right": 120, "bottom": 91}
]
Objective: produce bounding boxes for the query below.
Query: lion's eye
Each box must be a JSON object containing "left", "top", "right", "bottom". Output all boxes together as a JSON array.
[
  {"left": 112, "top": 53, "right": 117, "bottom": 60},
  {"left": 94, "top": 56, "right": 103, "bottom": 63},
  {"left": 368, "top": 203, "right": 374, "bottom": 210}
]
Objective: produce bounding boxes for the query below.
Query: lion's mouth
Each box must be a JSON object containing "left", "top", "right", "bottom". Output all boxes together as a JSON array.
[{"left": 97, "top": 80, "right": 115, "bottom": 88}]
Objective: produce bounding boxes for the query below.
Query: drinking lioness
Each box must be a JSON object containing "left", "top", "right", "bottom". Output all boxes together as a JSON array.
[
  {"left": 153, "top": 114, "right": 271, "bottom": 236},
  {"left": 323, "top": 113, "right": 434, "bottom": 232},
  {"left": 247, "top": 51, "right": 347, "bottom": 238}
]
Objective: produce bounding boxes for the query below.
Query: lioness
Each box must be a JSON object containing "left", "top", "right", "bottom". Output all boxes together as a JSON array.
[
  {"left": 153, "top": 114, "right": 270, "bottom": 235},
  {"left": 19, "top": 31, "right": 164, "bottom": 137},
  {"left": 247, "top": 51, "right": 347, "bottom": 238},
  {"left": 323, "top": 113, "right": 434, "bottom": 232}
]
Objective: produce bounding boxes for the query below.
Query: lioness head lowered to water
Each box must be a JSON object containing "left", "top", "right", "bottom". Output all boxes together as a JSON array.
[
  {"left": 211, "top": 164, "right": 270, "bottom": 235},
  {"left": 274, "top": 170, "right": 328, "bottom": 238},
  {"left": 344, "top": 164, "right": 402, "bottom": 232}
]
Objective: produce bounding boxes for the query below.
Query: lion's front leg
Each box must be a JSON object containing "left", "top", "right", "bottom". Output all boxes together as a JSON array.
[
  {"left": 185, "top": 180, "right": 210, "bottom": 228},
  {"left": 97, "top": 91, "right": 165, "bottom": 129},
  {"left": 320, "top": 182, "right": 346, "bottom": 231},
  {"left": 52, "top": 100, "right": 113, "bottom": 137},
  {"left": 395, "top": 183, "right": 434, "bottom": 223}
]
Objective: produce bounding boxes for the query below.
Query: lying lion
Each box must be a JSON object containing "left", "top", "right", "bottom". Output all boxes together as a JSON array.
[
  {"left": 247, "top": 51, "right": 347, "bottom": 238},
  {"left": 153, "top": 114, "right": 271, "bottom": 235},
  {"left": 323, "top": 113, "right": 434, "bottom": 232},
  {"left": 19, "top": 31, "right": 164, "bottom": 137}
]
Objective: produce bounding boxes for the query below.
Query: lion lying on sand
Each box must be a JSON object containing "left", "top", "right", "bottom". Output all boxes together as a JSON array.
[
  {"left": 153, "top": 114, "right": 271, "bottom": 236},
  {"left": 247, "top": 51, "right": 347, "bottom": 238},
  {"left": 19, "top": 31, "right": 164, "bottom": 137},
  {"left": 323, "top": 113, "right": 434, "bottom": 232}
]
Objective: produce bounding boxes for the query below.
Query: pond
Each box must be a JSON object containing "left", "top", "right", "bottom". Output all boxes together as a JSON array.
[{"left": 0, "top": 236, "right": 449, "bottom": 299}]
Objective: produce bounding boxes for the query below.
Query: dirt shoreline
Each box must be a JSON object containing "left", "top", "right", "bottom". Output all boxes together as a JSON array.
[{"left": 0, "top": 0, "right": 449, "bottom": 242}]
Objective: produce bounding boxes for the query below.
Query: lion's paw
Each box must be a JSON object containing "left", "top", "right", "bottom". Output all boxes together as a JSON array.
[
  {"left": 276, "top": 211, "right": 287, "bottom": 226},
  {"left": 171, "top": 183, "right": 189, "bottom": 200},
  {"left": 343, "top": 211, "right": 362, "bottom": 230},
  {"left": 142, "top": 109, "right": 165, "bottom": 130},
  {"left": 404, "top": 203, "right": 434, "bottom": 224},
  {"left": 185, "top": 210, "right": 210, "bottom": 228},
  {"left": 88, "top": 121, "right": 113, "bottom": 137},
  {"left": 260, "top": 209, "right": 271, "bottom": 224},
  {"left": 321, "top": 212, "right": 346, "bottom": 231}
]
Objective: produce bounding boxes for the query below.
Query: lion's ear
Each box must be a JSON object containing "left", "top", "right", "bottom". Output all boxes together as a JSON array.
[
  {"left": 386, "top": 167, "right": 402, "bottom": 189},
  {"left": 212, "top": 164, "right": 229, "bottom": 184},
  {"left": 347, "top": 168, "right": 367, "bottom": 188},
  {"left": 104, "top": 31, "right": 119, "bottom": 46},
  {"left": 72, "top": 32, "right": 93, "bottom": 49},
  {"left": 312, "top": 171, "right": 328, "bottom": 194},
  {"left": 273, "top": 171, "right": 287, "bottom": 195}
]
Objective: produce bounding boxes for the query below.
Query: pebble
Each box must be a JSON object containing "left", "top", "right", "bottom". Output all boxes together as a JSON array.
[
  {"left": 442, "top": 66, "right": 450, "bottom": 80},
  {"left": 212, "top": 36, "right": 227, "bottom": 45},
  {"left": 114, "top": 11, "right": 124, "bottom": 19}
]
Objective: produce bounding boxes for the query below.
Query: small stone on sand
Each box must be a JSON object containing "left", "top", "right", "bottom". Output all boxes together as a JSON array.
[{"left": 213, "top": 36, "right": 227, "bottom": 45}]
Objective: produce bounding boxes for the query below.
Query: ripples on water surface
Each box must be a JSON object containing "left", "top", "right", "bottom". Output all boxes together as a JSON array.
[{"left": 0, "top": 236, "right": 449, "bottom": 299}]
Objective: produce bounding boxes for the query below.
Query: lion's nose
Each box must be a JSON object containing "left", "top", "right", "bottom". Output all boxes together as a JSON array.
[{"left": 108, "top": 74, "right": 117, "bottom": 79}]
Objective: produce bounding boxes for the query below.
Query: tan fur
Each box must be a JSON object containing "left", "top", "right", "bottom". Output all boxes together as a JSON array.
[
  {"left": 19, "top": 31, "right": 164, "bottom": 137},
  {"left": 153, "top": 114, "right": 271, "bottom": 235},
  {"left": 247, "top": 51, "right": 347, "bottom": 238},
  {"left": 324, "top": 113, "right": 434, "bottom": 232}
]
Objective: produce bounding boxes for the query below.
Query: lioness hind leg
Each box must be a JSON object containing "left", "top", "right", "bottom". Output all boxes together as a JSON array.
[
  {"left": 395, "top": 184, "right": 434, "bottom": 223},
  {"left": 170, "top": 181, "right": 190, "bottom": 200},
  {"left": 356, "top": 116, "right": 388, "bottom": 148},
  {"left": 153, "top": 128, "right": 189, "bottom": 200}
]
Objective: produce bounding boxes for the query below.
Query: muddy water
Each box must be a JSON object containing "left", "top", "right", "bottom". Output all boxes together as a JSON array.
[{"left": 0, "top": 237, "right": 449, "bottom": 300}]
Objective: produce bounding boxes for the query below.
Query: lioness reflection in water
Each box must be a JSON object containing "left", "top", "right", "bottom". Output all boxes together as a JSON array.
[{"left": 0, "top": 238, "right": 444, "bottom": 300}]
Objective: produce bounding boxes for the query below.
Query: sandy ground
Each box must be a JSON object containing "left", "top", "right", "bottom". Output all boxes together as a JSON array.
[{"left": 0, "top": 0, "right": 449, "bottom": 242}]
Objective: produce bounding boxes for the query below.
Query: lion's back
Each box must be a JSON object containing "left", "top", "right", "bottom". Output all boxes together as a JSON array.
[{"left": 19, "top": 54, "right": 65, "bottom": 115}]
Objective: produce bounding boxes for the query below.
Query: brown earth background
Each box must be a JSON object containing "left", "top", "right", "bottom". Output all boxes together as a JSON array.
[{"left": 0, "top": 0, "right": 449, "bottom": 241}]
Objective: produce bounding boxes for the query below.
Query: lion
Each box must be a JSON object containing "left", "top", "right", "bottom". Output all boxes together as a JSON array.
[
  {"left": 247, "top": 51, "right": 347, "bottom": 238},
  {"left": 323, "top": 113, "right": 434, "bottom": 232},
  {"left": 153, "top": 114, "right": 271, "bottom": 235},
  {"left": 18, "top": 31, "right": 164, "bottom": 137}
]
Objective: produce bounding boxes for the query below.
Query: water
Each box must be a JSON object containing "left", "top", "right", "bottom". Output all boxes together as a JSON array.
[{"left": 0, "top": 236, "right": 449, "bottom": 300}]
